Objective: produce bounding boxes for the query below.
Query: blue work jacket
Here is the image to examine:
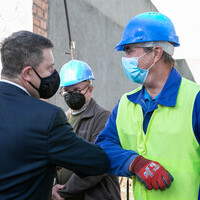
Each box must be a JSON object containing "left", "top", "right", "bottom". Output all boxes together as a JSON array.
[{"left": 95, "top": 67, "right": 200, "bottom": 177}]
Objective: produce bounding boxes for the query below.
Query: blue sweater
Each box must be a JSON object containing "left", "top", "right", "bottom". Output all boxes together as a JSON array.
[{"left": 95, "top": 67, "right": 200, "bottom": 177}]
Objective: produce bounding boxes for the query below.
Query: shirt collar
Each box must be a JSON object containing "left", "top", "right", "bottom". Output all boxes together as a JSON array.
[
  {"left": 143, "top": 87, "right": 159, "bottom": 101},
  {"left": 127, "top": 67, "right": 182, "bottom": 107},
  {"left": 0, "top": 79, "right": 30, "bottom": 96}
]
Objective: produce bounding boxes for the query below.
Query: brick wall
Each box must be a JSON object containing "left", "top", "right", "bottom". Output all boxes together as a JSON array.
[{"left": 33, "top": 0, "right": 48, "bottom": 37}]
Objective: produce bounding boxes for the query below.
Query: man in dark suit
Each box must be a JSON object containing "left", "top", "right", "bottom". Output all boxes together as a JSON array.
[{"left": 0, "top": 30, "right": 109, "bottom": 200}]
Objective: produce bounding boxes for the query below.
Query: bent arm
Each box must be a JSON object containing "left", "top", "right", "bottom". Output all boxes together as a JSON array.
[
  {"left": 58, "top": 109, "right": 112, "bottom": 195},
  {"left": 48, "top": 108, "right": 110, "bottom": 176},
  {"left": 58, "top": 174, "right": 106, "bottom": 198},
  {"left": 95, "top": 102, "right": 138, "bottom": 176}
]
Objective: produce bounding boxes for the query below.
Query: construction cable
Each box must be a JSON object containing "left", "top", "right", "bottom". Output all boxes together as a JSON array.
[{"left": 63, "top": 0, "right": 75, "bottom": 59}]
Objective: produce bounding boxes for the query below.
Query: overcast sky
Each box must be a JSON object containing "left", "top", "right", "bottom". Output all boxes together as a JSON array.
[{"left": 151, "top": 0, "right": 200, "bottom": 60}]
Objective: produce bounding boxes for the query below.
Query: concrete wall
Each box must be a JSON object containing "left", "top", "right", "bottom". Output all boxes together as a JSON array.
[
  {"left": 0, "top": 0, "right": 195, "bottom": 112},
  {"left": 48, "top": 0, "right": 157, "bottom": 111}
]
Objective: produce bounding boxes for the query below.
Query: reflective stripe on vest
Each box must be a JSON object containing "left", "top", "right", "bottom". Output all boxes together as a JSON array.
[{"left": 116, "top": 78, "right": 200, "bottom": 200}]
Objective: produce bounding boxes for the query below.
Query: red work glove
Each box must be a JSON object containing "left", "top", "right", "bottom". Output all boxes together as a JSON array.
[{"left": 129, "top": 155, "right": 173, "bottom": 190}]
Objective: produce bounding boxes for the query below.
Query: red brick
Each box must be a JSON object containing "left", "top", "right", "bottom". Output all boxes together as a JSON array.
[
  {"left": 40, "top": 20, "right": 47, "bottom": 30},
  {"left": 37, "top": 7, "right": 44, "bottom": 18},
  {"left": 32, "top": 5, "right": 37, "bottom": 14},
  {"left": 33, "top": 17, "right": 40, "bottom": 26},
  {"left": 35, "top": 0, "right": 42, "bottom": 8},
  {"left": 41, "top": 1, "right": 48, "bottom": 10},
  {"left": 33, "top": 0, "right": 48, "bottom": 37},
  {"left": 33, "top": 25, "right": 39, "bottom": 34},
  {"left": 33, "top": 25, "right": 37, "bottom": 33}
]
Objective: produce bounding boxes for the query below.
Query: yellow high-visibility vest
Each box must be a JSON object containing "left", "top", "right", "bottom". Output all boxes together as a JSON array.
[{"left": 116, "top": 78, "right": 200, "bottom": 200}]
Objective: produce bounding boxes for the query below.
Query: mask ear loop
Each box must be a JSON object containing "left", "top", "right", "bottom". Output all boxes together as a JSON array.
[
  {"left": 136, "top": 50, "right": 153, "bottom": 71},
  {"left": 27, "top": 67, "right": 41, "bottom": 92},
  {"left": 78, "top": 80, "right": 91, "bottom": 95},
  {"left": 147, "top": 62, "right": 155, "bottom": 71},
  {"left": 32, "top": 67, "right": 42, "bottom": 79},
  {"left": 83, "top": 84, "right": 90, "bottom": 95},
  {"left": 66, "top": 82, "right": 91, "bottom": 97},
  {"left": 146, "top": 47, "right": 158, "bottom": 71},
  {"left": 138, "top": 51, "right": 149, "bottom": 59}
]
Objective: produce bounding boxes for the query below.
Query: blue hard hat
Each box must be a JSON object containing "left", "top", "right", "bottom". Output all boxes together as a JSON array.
[
  {"left": 115, "top": 12, "right": 180, "bottom": 51},
  {"left": 60, "top": 59, "right": 95, "bottom": 87}
]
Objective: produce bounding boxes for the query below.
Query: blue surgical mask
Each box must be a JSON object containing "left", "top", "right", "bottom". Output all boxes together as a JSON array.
[{"left": 122, "top": 52, "right": 154, "bottom": 84}]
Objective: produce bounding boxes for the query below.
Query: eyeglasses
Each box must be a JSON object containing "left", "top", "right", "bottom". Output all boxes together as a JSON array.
[{"left": 59, "top": 82, "right": 90, "bottom": 97}]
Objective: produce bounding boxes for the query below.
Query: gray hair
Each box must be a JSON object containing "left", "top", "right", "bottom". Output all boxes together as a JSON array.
[{"left": 1, "top": 31, "right": 53, "bottom": 78}]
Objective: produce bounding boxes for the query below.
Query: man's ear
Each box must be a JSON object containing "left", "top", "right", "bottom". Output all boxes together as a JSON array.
[
  {"left": 153, "top": 46, "right": 163, "bottom": 63},
  {"left": 21, "top": 66, "right": 33, "bottom": 82}
]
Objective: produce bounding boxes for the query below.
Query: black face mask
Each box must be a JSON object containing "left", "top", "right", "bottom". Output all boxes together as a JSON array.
[
  {"left": 28, "top": 68, "right": 60, "bottom": 99},
  {"left": 64, "top": 91, "right": 86, "bottom": 110}
]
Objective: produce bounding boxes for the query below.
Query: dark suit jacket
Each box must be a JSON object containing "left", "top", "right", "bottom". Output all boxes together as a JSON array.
[
  {"left": 58, "top": 98, "right": 121, "bottom": 200},
  {"left": 0, "top": 82, "right": 109, "bottom": 200}
]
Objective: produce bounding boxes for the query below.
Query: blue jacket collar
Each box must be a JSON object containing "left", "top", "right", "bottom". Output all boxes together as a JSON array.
[{"left": 127, "top": 67, "right": 182, "bottom": 107}]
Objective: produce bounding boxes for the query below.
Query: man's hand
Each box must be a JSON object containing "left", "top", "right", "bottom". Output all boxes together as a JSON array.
[
  {"left": 129, "top": 155, "right": 173, "bottom": 190},
  {"left": 52, "top": 184, "right": 65, "bottom": 200}
]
